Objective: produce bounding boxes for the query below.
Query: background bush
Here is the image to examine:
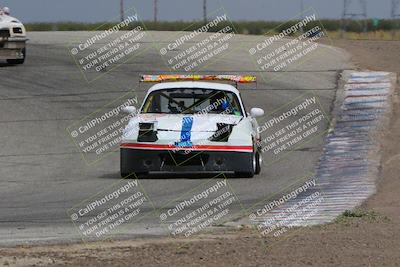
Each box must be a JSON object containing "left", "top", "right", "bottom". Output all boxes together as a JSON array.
[{"left": 25, "top": 19, "right": 400, "bottom": 34}]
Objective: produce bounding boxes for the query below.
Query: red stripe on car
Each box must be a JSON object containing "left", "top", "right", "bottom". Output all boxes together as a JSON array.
[{"left": 120, "top": 143, "right": 253, "bottom": 152}]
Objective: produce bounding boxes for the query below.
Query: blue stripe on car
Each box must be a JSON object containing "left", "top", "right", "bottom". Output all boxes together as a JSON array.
[{"left": 175, "top": 117, "right": 193, "bottom": 147}]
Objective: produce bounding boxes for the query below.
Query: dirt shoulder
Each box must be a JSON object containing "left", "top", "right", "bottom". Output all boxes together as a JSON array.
[{"left": 1, "top": 39, "right": 399, "bottom": 267}]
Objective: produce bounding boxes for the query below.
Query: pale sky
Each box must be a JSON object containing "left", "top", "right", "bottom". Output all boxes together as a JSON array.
[{"left": 1, "top": 0, "right": 395, "bottom": 23}]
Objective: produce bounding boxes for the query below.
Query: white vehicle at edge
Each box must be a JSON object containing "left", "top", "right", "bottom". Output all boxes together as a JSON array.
[
  {"left": 120, "top": 75, "right": 264, "bottom": 178},
  {"left": 0, "top": 7, "right": 27, "bottom": 64}
]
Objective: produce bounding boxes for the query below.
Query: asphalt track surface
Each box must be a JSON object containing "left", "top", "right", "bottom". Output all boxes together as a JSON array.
[{"left": 0, "top": 31, "right": 353, "bottom": 245}]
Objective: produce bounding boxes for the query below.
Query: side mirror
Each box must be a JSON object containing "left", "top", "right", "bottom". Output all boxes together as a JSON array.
[
  {"left": 122, "top": 106, "right": 137, "bottom": 115},
  {"left": 250, "top": 108, "right": 264, "bottom": 118}
]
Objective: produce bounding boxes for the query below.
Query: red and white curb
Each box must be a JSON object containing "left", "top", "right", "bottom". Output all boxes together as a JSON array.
[{"left": 245, "top": 71, "right": 396, "bottom": 228}]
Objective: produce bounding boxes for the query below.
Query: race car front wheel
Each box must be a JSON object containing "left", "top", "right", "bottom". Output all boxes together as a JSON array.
[
  {"left": 121, "top": 151, "right": 149, "bottom": 178},
  {"left": 255, "top": 151, "right": 262, "bottom": 175},
  {"left": 235, "top": 151, "right": 260, "bottom": 178}
]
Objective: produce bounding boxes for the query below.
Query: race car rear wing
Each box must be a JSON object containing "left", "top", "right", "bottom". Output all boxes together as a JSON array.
[{"left": 139, "top": 74, "right": 257, "bottom": 89}]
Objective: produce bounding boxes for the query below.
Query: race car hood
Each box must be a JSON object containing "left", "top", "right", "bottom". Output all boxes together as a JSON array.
[
  {"left": 135, "top": 113, "right": 243, "bottom": 132},
  {"left": 122, "top": 113, "right": 253, "bottom": 146},
  {"left": 0, "top": 14, "right": 23, "bottom": 27}
]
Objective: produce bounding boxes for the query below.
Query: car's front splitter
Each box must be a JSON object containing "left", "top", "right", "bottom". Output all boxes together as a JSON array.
[{"left": 120, "top": 147, "right": 253, "bottom": 175}]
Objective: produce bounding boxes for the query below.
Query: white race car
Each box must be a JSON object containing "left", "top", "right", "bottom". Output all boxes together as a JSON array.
[
  {"left": 120, "top": 75, "right": 264, "bottom": 178},
  {"left": 0, "top": 7, "right": 27, "bottom": 64}
]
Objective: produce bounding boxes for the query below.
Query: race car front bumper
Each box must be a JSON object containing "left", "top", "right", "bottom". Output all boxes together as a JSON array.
[
  {"left": 0, "top": 38, "right": 26, "bottom": 60},
  {"left": 120, "top": 147, "right": 253, "bottom": 175}
]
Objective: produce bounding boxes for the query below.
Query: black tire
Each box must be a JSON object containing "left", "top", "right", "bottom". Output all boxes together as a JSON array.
[
  {"left": 7, "top": 48, "right": 26, "bottom": 65},
  {"left": 134, "top": 172, "right": 149, "bottom": 179},
  {"left": 255, "top": 151, "right": 262, "bottom": 175},
  {"left": 235, "top": 151, "right": 256, "bottom": 178},
  {"left": 120, "top": 151, "right": 130, "bottom": 178},
  {"left": 235, "top": 171, "right": 254, "bottom": 178},
  {"left": 120, "top": 148, "right": 149, "bottom": 178}
]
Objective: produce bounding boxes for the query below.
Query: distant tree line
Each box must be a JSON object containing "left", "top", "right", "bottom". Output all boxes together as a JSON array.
[{"left": 25, "top": 19, "right": 400, "bottom": 34}]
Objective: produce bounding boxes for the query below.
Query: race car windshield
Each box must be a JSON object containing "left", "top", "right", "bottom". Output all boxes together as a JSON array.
[{"left": 141, "top": 88, "right": 243, "bottom": 116}]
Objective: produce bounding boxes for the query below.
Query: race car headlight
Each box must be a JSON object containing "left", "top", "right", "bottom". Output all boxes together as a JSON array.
[
  {"left": 13, "top": 27, "right": 23, "bottom": 34},
  {"left": 209, "top": 123, "right": 234, "bottom": 142},
  {"left": 137, "top": 123, "right": 158, "bottom": 142}
]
